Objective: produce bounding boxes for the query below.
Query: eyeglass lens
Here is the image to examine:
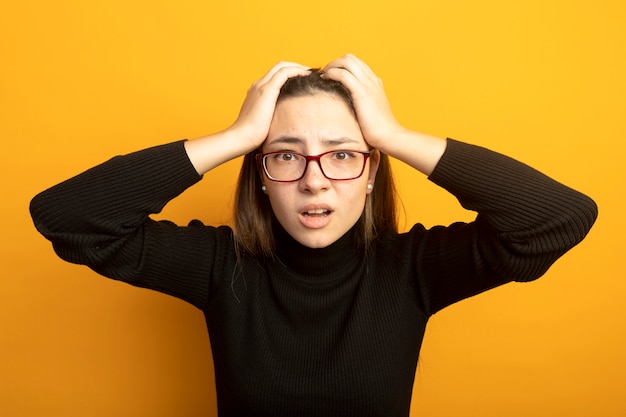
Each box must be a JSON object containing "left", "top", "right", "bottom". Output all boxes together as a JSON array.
[{"left": 263, "top": 151, "right": 368, "bottom": 181}]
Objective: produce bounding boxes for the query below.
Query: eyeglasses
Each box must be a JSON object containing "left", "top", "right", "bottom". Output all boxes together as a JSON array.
[{"left": 256, "top": 150, "right": 372, "bottom": 182}]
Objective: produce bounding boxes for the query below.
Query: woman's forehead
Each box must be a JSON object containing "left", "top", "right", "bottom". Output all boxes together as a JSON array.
[{"left": 266, "top": 94, "right": 364, "bottom": 148}]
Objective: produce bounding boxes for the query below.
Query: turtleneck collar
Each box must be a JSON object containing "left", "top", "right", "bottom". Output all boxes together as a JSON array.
[{"left": 272, "top": 218, "right": 363, "bottom": 279}]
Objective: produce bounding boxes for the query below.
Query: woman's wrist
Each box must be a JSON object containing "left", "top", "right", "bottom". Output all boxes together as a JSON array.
[
  {"left": 379, "top": 128, "right": 447, "bottom": 176},
  {"left": 184, "top": 128, "right": 255, "bottom": 175}
]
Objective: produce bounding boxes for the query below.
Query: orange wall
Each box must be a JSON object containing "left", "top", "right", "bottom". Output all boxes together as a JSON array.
[{"left": 2, "top": 1, "right": 624, "bottom": 416}]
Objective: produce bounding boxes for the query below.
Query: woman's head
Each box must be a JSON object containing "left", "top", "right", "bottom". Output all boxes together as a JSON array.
[
  {"left": 276, "top": 69, "right": 354, "bottom": 111},
  {"left": 234, "top": 70, "right": 398, "bottom": 258}
]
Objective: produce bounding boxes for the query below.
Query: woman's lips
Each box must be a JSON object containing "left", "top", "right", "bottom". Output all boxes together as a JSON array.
[{"left": 298, "top": 205, "right": 333, "bottom": 228}]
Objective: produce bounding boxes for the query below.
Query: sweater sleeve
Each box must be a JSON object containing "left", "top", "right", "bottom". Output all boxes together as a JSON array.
[
  {"left": 29, "top": 140, "right": 232, "bottom": 310},
  {"left": 412, "top": 138, "right": 598, "bottom": 315}
]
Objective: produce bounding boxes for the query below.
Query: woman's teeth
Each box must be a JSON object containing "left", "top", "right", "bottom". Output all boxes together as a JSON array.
[{"left": 304, "top": 209, "right": 329, "bottom": 216}]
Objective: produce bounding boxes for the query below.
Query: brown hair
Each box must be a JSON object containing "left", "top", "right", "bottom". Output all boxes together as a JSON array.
[{"left": 233, "top": 70, "right": 398, "bottom": 258}]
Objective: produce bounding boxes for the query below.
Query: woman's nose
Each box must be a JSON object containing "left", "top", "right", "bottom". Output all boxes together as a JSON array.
[{"left": 299, "top": 159, "right": 331, "bottom": 192}]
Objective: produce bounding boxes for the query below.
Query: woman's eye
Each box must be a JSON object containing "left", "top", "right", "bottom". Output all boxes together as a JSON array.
[
  {"left": 333, "top": 151, "right": 354, "bottom": 160},
  {"left": 275, "top": 153, "right": 297, "bottom": 162}
]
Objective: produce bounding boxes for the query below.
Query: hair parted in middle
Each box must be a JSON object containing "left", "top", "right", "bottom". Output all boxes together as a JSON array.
[{"left": 233, "top": 70, "right": 398, "bottom": 258}]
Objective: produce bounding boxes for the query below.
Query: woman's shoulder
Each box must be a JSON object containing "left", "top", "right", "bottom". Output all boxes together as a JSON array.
[{"left": 371, "top": 224, "right": 430, "bottom": 260}]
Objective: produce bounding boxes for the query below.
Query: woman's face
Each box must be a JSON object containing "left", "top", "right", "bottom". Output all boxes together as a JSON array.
[{"left": 261, "top": 93, "right": 379, "bottom": 249}]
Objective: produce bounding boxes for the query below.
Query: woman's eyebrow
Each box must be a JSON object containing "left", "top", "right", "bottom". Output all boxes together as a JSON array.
[
  {"left": 322, "top": 137, "right": 360, "bottom": 146},
  {"left": 266, "top": 136, "right": 360, "bottom": 147},
  {"left": 266, "top": 136, "right": 303, "bottom": 146}
]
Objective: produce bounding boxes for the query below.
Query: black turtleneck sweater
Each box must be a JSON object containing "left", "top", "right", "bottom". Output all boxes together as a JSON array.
[{"left": 30, "top": 139, "right": 597, "bottom": 416}]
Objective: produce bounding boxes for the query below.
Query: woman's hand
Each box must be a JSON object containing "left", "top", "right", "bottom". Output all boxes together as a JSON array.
[
  {"left": 185, "top": 62, "right": 310, "bottom": 175},
  {"left": 322, "top": 54, "right": 446, "bottom": 175},
  {"left": 229, "top": 61, "right": 312, "bottom": 152},
  {"left": 321, "top": 54, "right": 406, "bottom": 151}
]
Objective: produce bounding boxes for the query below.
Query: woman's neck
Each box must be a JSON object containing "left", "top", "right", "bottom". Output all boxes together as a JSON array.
[{"left": 272, "top": 219, "right": 363, "bottom": 278}]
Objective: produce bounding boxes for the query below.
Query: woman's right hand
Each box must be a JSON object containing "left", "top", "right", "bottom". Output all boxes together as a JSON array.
[
  {"left": 185, "top": 62, "right": 310, "bottom": 175},
  {"left": 228, "top": 61, "right": 311, "bottom": 152}
]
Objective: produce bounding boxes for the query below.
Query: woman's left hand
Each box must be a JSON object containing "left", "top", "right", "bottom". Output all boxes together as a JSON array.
[{"left": 321, "top": 54, "right": 406, "bottom": 151}]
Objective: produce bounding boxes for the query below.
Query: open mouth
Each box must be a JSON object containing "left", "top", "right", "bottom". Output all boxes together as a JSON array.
[{"left": 302, "top": 209, "right": 331, "bottom": 217}]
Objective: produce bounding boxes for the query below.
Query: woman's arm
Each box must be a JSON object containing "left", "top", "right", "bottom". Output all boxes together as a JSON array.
[
  {"left": 323, "top": 54, "right": 597, "bottom": 314},
  {"left": 321, "top": 54, "right": 447, "bottom": 175},
  {"left": 412, "top": 138, "right": 598, "bottom": 314},
  {"left": 185, "top": 63, "right": 311, "bottom": 175},
  {"left": 29, "top": 141, "right": 218, "bottom": 308},
  {"left": 29, "top": 62, "right": 311, "bottom": 308}
]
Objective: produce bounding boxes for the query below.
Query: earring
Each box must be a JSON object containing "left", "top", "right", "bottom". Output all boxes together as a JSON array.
[
  {"left": 261, "top": 185, "right": 267, "bottom": 192},
  {"left": 367, "top": 183, "right": 373, "bottom": 191}
]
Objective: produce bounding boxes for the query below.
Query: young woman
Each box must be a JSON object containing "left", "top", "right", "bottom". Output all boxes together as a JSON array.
[{"left": 30, "top": 54, "right": 598, "bottom": 416}]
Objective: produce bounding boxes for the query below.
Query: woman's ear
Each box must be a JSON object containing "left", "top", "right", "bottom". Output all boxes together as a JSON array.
[{"left": 366, "top": 149, "right": 380, "bottom": 194}]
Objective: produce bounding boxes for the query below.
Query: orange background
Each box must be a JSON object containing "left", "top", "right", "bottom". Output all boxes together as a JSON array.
[{"left": 2, "top": 1, "right": 624, "bottom": 416}]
